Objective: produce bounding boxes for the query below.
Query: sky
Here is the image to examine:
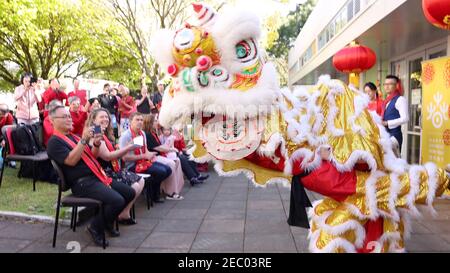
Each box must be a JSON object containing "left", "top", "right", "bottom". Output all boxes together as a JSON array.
[{"left": 232, "top": 0, "right": 307, "bottom": 18}]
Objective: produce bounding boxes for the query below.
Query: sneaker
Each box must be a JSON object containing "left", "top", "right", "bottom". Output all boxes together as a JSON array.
[
  {"left": 197, "top": 174, "right": 209, "bottom": 181},
  {"left": 166, "top": 194, "right": 184, "bottom": 200},
  {"left": 190, "top": 177, "right": 202, "bottom": 186}
]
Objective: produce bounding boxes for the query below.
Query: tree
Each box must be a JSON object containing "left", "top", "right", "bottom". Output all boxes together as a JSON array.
[
  {"left": 0, "top": 0, "right": 136, "bottom": 90},
  {"left": 266, "top": 0, "right": 316, "bottom": 60}
]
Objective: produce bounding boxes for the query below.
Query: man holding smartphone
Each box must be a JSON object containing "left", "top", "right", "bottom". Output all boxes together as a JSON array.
[{"left": 98, "top": 83, "right": 119, "bottom": 137}]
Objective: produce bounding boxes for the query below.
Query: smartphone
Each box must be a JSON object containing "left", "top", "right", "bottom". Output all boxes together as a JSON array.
[{"left": 94, "top": 125, "right": 102, "bottom": 134}]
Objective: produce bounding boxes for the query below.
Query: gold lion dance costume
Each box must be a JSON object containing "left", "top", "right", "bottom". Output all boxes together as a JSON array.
[{"left": 151, "top": 3, "right": 450, "bottom": 253}]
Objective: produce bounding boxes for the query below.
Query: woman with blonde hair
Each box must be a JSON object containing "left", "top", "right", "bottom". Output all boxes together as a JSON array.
[
  {"left": 142, "top": 114, "right": 185, "bottom": 200},
  {"left": 87, "top": 108, "right": 145, "bottom": 224}
]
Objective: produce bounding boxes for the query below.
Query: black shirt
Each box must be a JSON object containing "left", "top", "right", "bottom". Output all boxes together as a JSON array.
[
  {"left": 47, "top": 135, "right": 95, "bottom": 187},
  {"left": 152, "top": 92, "right": 163, "bottom": 109},
  {"left": 98, "top": 93, "right": 118, "bottom": 114},
  {"left": 145, "top": 131, "right": 162, "bottom": 155},
  {"left": 136, "top": 95, "right": 151, "bottom": 114}
]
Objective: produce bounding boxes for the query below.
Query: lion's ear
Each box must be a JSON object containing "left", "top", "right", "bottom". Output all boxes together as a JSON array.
[{"left": 150, "top": 29, "right": 176, "bottom": 72}]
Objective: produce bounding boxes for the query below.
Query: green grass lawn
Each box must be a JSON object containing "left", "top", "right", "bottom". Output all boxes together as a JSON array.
[{"left": 0, "top": 164, "right": 68, "bottom": 218}]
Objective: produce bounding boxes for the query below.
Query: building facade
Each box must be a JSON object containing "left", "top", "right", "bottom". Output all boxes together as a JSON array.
[{"left": 288, "top": 0, "right": 450, "bottom": 164}]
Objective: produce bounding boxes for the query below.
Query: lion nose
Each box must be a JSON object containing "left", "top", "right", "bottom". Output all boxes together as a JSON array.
[{"left": 196, "top": 55, "right": 212, "bottom": 71}]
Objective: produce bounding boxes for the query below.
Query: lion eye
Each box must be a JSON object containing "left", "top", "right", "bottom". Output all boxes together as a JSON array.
[{"left": 236, "top": 41, "right": 251, "bottom": 59}]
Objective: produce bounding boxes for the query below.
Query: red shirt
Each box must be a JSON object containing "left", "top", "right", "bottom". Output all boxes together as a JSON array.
[
  {"left": 43, "top": 88, "right": 68, "bottom": 106},
  {"left": 70, "top": 110, "right": 87, "bottom": 136},
  {"left": 118, "top": 95, "right": 135, "bottom": 118},
  {"left": 174, "top": 135, "right": 186, "bottom": 152},
  {"left": 0, "top": 113, "right": 14, "bottom": 130},
  {"left": 43, "top": 116, "right": 53, "bottom": 147},
  {"left": 368, "top": 98, "right": 383, "bottom": 116},
  {"left": 68, "top": 89, "right": 87, "bottom": 106}
]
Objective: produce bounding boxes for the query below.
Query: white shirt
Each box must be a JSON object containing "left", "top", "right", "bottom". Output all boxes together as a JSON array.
[{"left": 385, "top": 96, "right": 409, "bottom": 129}]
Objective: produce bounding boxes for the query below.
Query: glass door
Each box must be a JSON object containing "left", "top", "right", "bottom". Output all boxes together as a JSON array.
[{"left": 406, "top": 52, "right": 424, "bottom": 164}]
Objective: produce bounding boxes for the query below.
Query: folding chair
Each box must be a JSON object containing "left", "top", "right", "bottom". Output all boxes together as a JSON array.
[
  {"left": 50, "top": 160, "right": 107, "bottom": 249},
  {"left": 0, "top": 125, "right": 48, "bottom": 191}
]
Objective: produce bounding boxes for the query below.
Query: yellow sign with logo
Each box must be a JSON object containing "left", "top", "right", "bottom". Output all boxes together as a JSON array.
[{"left": 421, "top": 56, "right": 450, "bottom": 168}]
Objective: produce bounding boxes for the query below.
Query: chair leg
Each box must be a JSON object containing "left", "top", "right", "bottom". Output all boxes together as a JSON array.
[
  {"left": 70, "top": 207, "right": 75, "bottom": 229},
  {"left": 115, "top": 218, "right": 119, "bottom": 232},
  {"left": 73, "top": 207, "right": 78, "bottom": 232},
  {"left": 52, "top": 193, "right": 62, "bottom": 248},
  {"left": 146, "top": 183, "right": 151, "bottom": 210},
  {"left": 0, "top": 155, "right": 6, "bottom": 189},
  {"left": 32, "top": 161, "right": 37, "bottom": 191},
  {"left": 100, "top": 205, "right": 106, "bottom": 249},
  {"left": 131, "top": 204, "right": 136, "bottom": 220}
]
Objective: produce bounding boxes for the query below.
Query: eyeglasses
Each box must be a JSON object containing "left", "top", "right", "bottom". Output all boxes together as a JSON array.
[{"left": 53, "top": 114, "right": 72, "bottom": 119}]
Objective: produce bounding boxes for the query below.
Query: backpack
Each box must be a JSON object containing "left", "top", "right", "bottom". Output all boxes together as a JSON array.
[{"left": 11, "top": 124, "right": 43, "bottom": 155}]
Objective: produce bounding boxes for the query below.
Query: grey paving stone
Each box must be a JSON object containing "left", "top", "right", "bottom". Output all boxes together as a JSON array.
[
  {"left": 165, "top": 209, "right": 208, "bottom": 220},
  {"left": 0, "top": 238, "right": 33, "bottom": 253},
  {"left": 215, "top": 193, "right": 248, "bottom": 201},
  {"left": 411, "top": 221, "right": 433, "bottom": 234},
  {"left": 405, "top": 234, "right": 450, "bottom": 252},
  {"left": 191, "top": 233, "right": 244, "bottom": 251},
  {"left": 420, "top": 220, "right": 450, "bottom": 234},
  {"left": 244, "top": 233, "right": 297, "bottom": 252},
  {"left": 247, "top": 200, "right": 283, "bottom": 210},
  {"left": 245, "top": 219, "right": 290, "bottom": 234},
  {"left": 19, "top": 240, "right": 89, "bottom": 253},
  {"left": 173, "top": 200, "right": 212, "bottom": 209},
  {"left": 140, "top": 232, "right": 196, "bottom": 249},
  {"left": 204, "top": 208, "right": 246, "bottom": 220},
  {"left": 0, "top": 221, "right": 10, "bottom": 231},
  {"left": 293, "top": 234, "right": 309, "bottom": 253},
  {"left": 107, "top": 230, "right": 151, "bottom": 248},
  {"left": 135, "top": 247, "right": 189, "bottom": 253},
  {"left": 247, "top": 192, "right": 281, "bottom": 201},
  {"left": 0, "top": 222, "right": 53, "bottom": 240},
  {"left": 154, "top": 219, "right": 202, "bottom": 233},
  {"left": 83, "top": 246, "right": 135, "bottom": 253},
  {"left": 183, "top": 193, "right": 217, "bottom": 201},
  {"left": 129, "top": 218, "right": 159, "bottom": 231},
  {"left": 210, "top": 200, "right": 246, "bottom": 210},
  {"left": 246, "top": 209, "right": 287, "bottom": 221},
  {"left": 199, "top": 220, "right": 245, "bottom": 233}
]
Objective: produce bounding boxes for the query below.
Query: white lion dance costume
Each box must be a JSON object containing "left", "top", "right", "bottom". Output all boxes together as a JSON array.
[{"left": 151, "top": 3, "right": 450, "bottom": 253}]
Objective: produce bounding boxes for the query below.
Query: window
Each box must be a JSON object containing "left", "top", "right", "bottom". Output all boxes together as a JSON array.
[
  {"left": 354, "top": 0, "right": 361, "bottom": 14},
  {"left": 347, "top": 1, "right": 354, "bottom": 21}
]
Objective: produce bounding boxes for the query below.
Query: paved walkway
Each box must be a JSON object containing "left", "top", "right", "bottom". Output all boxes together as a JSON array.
[{"left": 0, "top": 171, "right": 449, "bottom": 253}]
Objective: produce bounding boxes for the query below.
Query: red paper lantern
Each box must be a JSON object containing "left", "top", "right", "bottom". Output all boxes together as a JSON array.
[
  {"left": 332, "top": 43, "right": 376, "bottom": 73},
  {"left": 422, "top": 0, "right": 450, "bottom": 30}
]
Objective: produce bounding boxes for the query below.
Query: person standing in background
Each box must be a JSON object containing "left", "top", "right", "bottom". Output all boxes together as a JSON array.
[
  {"left": 136, "top": 86, "right": 154, "bottom": 114},
  {"left": 381, "top": 75, "right": 408, "bottom": 157},
  {"left": 42, "top": 78, "right": 68, "bottom": 109},
  {"left": 118, "top": 86, "right": 135, "bottom": 134},
  {"left": 364, "top": 82, "right": 383, "bottom": 116},
  {"left": 68, "top": 78, "right": 88, "bottom": 111},
  {"left": 14, "top": 73, "right": 41, "bottom": 125},
  {"left": 152, "top": 81, "right": 164, "bottom": 114},
  {"left": 98, "top": 83, "right": 119, "bottom": 138}
]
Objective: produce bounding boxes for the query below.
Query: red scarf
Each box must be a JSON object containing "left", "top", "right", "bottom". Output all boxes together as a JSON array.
[
  {"left": 381, "top": 91, "right": 401, "bottom": 119},
  {"left": 151, "top": 130, "right": 166, "bottom": 157},
  {"left": 130, "top": 129, "right": 153, "bottom": 173},
  {"left": 103, "top": 135, "right": 120, "bottom": 173},
  {"left": 54, "top": 131, "right": 112, "bottom": 186}
]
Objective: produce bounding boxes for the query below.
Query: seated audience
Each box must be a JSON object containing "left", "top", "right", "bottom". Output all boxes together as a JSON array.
[
  {"left": 119, "top": 112, "right": 171, "bottom": 203},
  {"left": 142, "top": 115, "right": 184, "bottom": 200},
  {"left": 47, "top": 105, "right": 135, "bottom": 247},
  {"left": 86, "top": 108, "right": 145, "bottom": 224}
]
